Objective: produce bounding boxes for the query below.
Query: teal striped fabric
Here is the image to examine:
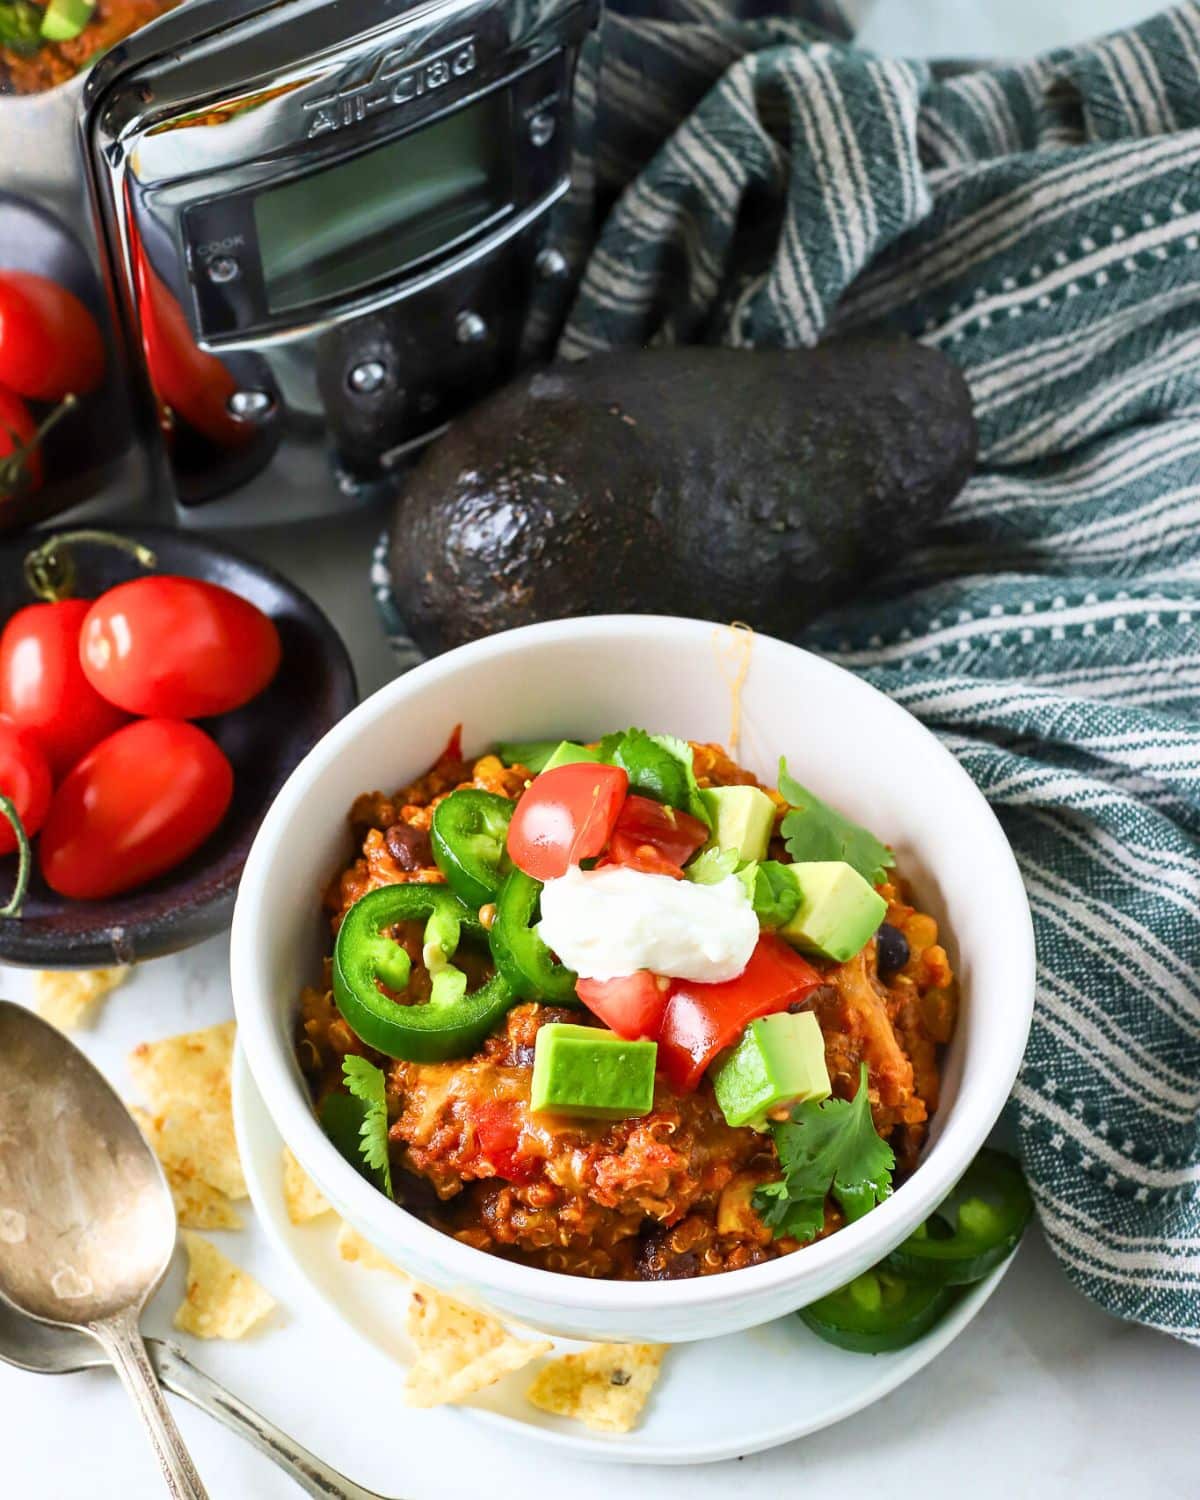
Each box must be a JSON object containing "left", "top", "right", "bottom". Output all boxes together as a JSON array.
[{"left": 379, "top": 1, "right": 1200, "bottom": 1342}]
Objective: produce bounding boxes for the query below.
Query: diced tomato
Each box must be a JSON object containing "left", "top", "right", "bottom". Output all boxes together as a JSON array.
[
  {"left": 473, "top": 1101, "right": 536, "bottom": 1183},
  {"left": 658, "top": 934, "right": 823, "bottom": 1092},
  {"left": 576, "top": 971, "right": 670, "bottom": 1040},
  {"left": 506, "top": 762, "right": 628, "bottom": 882},
  {"left": 603, "top": 833, "right": 686, "bottom": 879},
  {"left": 615, "top": 798, "right": 708, "bottom": 870}
]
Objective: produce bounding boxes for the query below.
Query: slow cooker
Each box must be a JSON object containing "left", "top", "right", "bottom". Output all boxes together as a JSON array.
[{"left": 0, "top": 0, "right": 595, "bottom": 529}]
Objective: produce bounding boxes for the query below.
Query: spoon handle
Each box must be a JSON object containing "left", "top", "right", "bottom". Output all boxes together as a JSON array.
[
  {"left": 91, "top": 1310, "right": 209, "bottom": 1499},
  {"left": 149, "top": 1340, "right": 387, "bottom": 1500}
]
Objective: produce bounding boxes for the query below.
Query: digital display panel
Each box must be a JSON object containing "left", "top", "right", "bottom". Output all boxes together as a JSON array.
[{"left": 254, "top": 95, "right": 509, "bottom": 314}]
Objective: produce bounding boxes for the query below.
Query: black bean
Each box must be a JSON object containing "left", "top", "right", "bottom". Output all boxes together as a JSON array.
[
  {"left": 876, "top": 923, "right": 909, "bottom": 980},
  {"left": 385, "top": 821, "right": 433, "bottom": 871}
]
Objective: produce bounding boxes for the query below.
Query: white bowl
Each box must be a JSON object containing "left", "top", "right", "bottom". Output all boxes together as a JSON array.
[{"left": 232, "top": 615, "right": 1034, "bottom": 1344}]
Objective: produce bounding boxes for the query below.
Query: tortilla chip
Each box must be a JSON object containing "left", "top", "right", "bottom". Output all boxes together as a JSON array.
[
  {"left": 335, "top": 1220, "right": 407, "bottom": 1276},
  {"left": 130, "top": 1019, "right": 236, "bottom": 1109},
  {"left": 282, "top": 1148, "right": 331, "bottom": 1224},
  {"left": 526, "top": 1344, "right": 667, "bottom": 1432},
  {"left": 128, "top": 1022, "right": 246, "bottom": 1200},
  {"left": 174, "top": 1233, "right": 275, "bottom": 1340},
  {"left": 36, "top": 967, "right": 128, "bottom": 1031},
  {"left": 131, "top": 1107, "right": 242, "bottom": 1231},
  {"left": 405, "top": 1286, "right": 552, "bottom": 1408}
]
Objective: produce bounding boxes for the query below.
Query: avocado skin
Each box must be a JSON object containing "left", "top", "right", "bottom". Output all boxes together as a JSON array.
[{"left": 391, "top": 338, "right": 976, "bottom": 655}]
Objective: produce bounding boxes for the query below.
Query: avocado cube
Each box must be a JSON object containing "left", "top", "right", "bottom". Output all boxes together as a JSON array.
[
  {"left": 776, "top": 861, "right": 887, "bottom": 963},
  {"left": 700, "top": 785, "right": 776, "bottom": 863},
  {"left": 712, "top": 1012, "right": 830, "bottom": 1130},
  {"left": 530, "top": 1024, "right": 656, "bottom": 1120},
  {"left": 40, "top": 0, "right": 95, "bottom": 40},
  {"left": 542, "top": 740, "right": 602, "bottom": 772}
]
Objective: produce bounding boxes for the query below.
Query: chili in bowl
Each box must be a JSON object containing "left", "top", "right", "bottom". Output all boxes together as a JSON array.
[
  {"left": 300, "top": 730, "right": 957, "bottom": 1282},
  {"left": 231, "top": 616, "right": 1034, "bottom": 1345}
]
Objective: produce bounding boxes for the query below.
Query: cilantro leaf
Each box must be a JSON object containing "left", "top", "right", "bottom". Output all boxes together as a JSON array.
[
  {"left": 750, "top": 861, "right": 802, "bottom": 929},
  {"left": 340, "top": 1055, "right": 394, "bottom": 1200},
  {"left": 600, "top": 728, "right": 711, "bottom": 829},
  {"left": 754, "top": 1064, "right": 894, "bottom": 1242},
  {"left": 777, "top": 759, "right": 894, "bottom": 886},
  {"left": 0, "top": 2, "right": 43, "bottom": 53},
  {"left": 686, "top": 846, "right": 739, "bottom": 885},
  {"left": 688, "top": 849, "right": 801, "bottom": 932}
]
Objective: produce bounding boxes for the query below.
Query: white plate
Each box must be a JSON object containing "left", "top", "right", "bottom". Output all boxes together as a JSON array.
[{"left": 234, "top": 1049, "right": 1019, "bottom": 1466}]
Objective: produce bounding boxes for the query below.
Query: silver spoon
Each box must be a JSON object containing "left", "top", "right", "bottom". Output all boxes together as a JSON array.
[
  {"left": 0, "top": 1000, "right": 209, "bottom": 1497},
  {"left": 0, "top": 1297, "right": 386, "bottom": 1499}
]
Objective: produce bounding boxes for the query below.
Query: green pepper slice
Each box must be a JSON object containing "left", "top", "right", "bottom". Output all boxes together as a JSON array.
[
  {"left": 318, "top": 1091, "right": 391, "bottom": 1194},
  {"left": 798, "top": 1269, "right": 955, "bottom": 1353},
  {"left": 430, "top": 789, "right": 514, "bottom": 908},
  {"left": 496, "top": 740, "right": 560, "bottom": 773},
  {"left": 884, "top": 1149, "right": 1033, "bottom": 1286},
  {"left": 333, "top": 884, "right": 514, "bottom": 1063},
  {"left": 489, "top": 869, "right": 579, "bottom": 1005}
]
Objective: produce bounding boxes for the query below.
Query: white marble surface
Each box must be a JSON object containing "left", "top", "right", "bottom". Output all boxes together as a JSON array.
[{"left": 3, "top": 1, "right": 1196, "bottom": 1491}]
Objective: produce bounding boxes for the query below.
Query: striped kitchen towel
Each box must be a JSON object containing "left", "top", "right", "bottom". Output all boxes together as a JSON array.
[{"left": 378, "top": 1, "right": 1200, "bottom": 1342}]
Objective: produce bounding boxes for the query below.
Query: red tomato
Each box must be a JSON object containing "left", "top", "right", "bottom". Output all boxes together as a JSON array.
[
  {"left": 472, "top": 1101, "right": 536, "bottom": 1183},
  {"left": 658, "top": 935, "right": 823, "bottom": 1092},
  {"left": 576, "top": 971, "right": 670, "bottom": 1040},
  {"left": 0, "top": 600, "right": 128, "bottom": 777},
  {"left": 39, "top": 719, "right": 233, "bottom": 900},
  {"left": 616, "top": 796, "right": 709, "bottom": 864},
  {"left": 0, "top": 272, "right": 105, "bottom": 402},
  {"left": 506, "top": 762, "right": 629, "bottom": 882},
  {"left": 0, "top": 717, "right": 52, "bottom": 855},
  {"left": 603, "top": 795, "right": 709, "bottom": 878},
  {"left": 0, "top": 384, "right": 42, "bottom": 496},
  {"left": 602, "top": 836, "right": 685, "bottom": 878},
  {"left": 80, "top": 576, "right": 282, "bottom": 719}
]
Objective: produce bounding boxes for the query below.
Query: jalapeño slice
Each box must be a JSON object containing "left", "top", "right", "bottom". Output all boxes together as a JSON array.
[
  {"left": 333, "top": 884, "right": 513, "bottom": 1063},
  {"left": 798, "top": 1269, "right": 955, "bottom": 1354},
  {"left": 489, "top": 869, "right": 579, "bottom": 1005},
  {"left": 430, "top": 788, "right": 514, "bottom": 908},
  {"left": 885, "top": 1149, "right": 1033, "bottom": 1286}
]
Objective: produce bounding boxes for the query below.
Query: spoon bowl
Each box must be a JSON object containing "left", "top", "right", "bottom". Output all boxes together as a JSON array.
[
  {"left": 0, "top": 1003, "right": 175, "bottom": 1325},
  {"left": 0, "top": 1002, "right": 208, "bottom": 1497},
  {"left": 0, "top": 1293, "right": 98, "bottom": 1375}
]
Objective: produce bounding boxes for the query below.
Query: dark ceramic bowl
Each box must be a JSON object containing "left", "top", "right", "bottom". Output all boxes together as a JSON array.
[{"left": 0, "top": 527, "right": 357, "bottom": 967}]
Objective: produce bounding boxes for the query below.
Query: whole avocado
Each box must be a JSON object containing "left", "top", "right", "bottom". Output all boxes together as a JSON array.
[{"left": 391, "top": 338, "right": 976, "bottom": 654}]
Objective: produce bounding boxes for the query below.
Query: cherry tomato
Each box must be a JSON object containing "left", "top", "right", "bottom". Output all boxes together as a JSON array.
[
  {"left": 0, "top": 600, "right": 128, "bottom": 778},
  {"left": 39, "top": 719, "right": 234, "bottom": 900},
  {"left": 0, "top": 384, "right": 42, "bottom": 497},
  {"left": 657, "top": 935, "right": 823, "bottom": 1092},
  {"left": 506, "top": 762, "right": 629, "bottom": 882},
  {"left": 80, "top": 576, "right": 282, "bottom": 719},
  {"left": 576, "top": 971, "right": 670, "bottom": 1040},
  {"left": 0, "top": 716, "right": 52, "bottom": 855},
  {"left": 0, "top": 271, "right": 105, "bottom": 402},
  {"left": 603, "top": 795, "right": 709, "bottom": 879}
]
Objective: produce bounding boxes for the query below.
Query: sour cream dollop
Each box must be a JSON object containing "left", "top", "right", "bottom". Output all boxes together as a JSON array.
[{"left": 537, "top": 865, "right": 758, "bottom": 984}]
